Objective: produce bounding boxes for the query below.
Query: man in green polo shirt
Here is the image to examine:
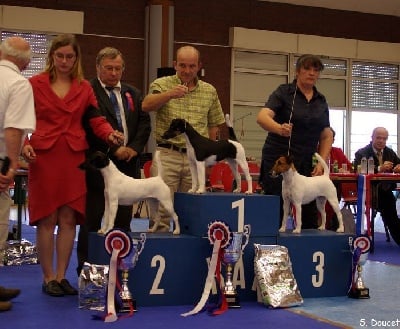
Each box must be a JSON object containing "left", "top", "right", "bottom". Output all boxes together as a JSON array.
[{"left": 142, "top": 45, "right": 225, "bottom": 232}]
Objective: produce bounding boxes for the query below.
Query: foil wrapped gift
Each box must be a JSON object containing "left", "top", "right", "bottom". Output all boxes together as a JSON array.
[
  {"left": 3, "top": 239, "right": 38, "bottom": 266},
  {"left": 78, "top": 262, "right": 109, "bottom": 311},
  {"left": 254, "top": 244, "right": 303, "bottom": 308}
]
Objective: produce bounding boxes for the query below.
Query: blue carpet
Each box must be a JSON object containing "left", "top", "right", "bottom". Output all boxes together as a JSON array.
[
  {"left": 1, "top": 222, "right": 399, "bottom": 328},
  {"left": 0, "top": 262, "right": 340, "bottom": 329},
  {"left": 368, "top": 232, "right": 400, "bottom": 265}
]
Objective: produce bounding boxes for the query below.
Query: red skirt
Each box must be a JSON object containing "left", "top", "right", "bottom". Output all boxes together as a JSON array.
[{"left": 28, "top": 136, "right": 86, "bottom": 225}]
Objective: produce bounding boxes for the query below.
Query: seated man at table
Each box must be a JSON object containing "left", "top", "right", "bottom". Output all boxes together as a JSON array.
[{"left": 354, "top": 127, "right": 400, "bottom": 246}]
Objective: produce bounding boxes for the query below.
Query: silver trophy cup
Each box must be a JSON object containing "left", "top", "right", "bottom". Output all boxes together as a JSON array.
[
  {"left": 118, "top": 233, "right": 146, "bottom": 312},
  {"left": 222, "top": 224, "right": 250, "bottom": 308}
]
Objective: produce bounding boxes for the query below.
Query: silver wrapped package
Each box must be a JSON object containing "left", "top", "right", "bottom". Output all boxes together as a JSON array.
[
  {"left": 254, "top": 244, "right": 303, "bottom": 308},
  {"left": 78, "top": 262, "right": 109, "bottom": 311},
  {"left": 2, "top": 239, "right": 38, "bottom": 266}
]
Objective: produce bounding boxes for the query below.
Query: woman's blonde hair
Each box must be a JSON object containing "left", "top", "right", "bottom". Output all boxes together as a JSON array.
[{"left": 45, "top": 34, "right": 84, "bottom": 83}]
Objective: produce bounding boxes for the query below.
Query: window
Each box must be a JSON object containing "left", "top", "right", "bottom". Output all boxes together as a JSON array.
[
  {"left": 329, "top": 109, "right": 346, "bottom": 151},
  {"left": 1, "top": 31, "right": 52, "bottom": 78},
  {"left": 350, "top": 61, "right": 399, "bottom": 159},
  {"left": 352, "top": 62, "right": 398, "bottom": 110},
  {"left": 231, "top": 49, "right": 400, "bottom": 161},
  {"left": 231, "top": 51, "right": 289, "bottom": 159}
]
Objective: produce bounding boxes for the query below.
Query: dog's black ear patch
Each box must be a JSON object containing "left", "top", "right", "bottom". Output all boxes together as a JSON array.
[
  {"left": 286, "top": 155, "right": 294, "bottom": 164},
  {"left": 80, "top": 151, "right": 110, "bottom": 170},
  {"left": 92, "top": 152, "right": 109, "bottom": 168},
  {"left": 172, "top": 118, "right": 185, "bottom": 131},
  {"left": 78, "top": 162, "right": 87, "bottom": 170},
  {"left": 162, "top": 118, "right": 187, "bottom": 139},
  {"left": 93, "top": 151, "right": 106, "bottom": 158}
]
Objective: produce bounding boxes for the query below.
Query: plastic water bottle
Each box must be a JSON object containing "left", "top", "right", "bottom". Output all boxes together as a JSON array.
[
  {"left": 360, "top": 157, "right": 367, "bottom": 174},
  {"left": 367, "top": 156, "right": 375, "bottom": 174}
]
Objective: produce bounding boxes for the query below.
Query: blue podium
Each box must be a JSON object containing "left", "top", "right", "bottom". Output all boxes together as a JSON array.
[
  {"left": 278, "top": 230, "right": 353, "bottom": 297},
  {"left": 87, "top": 192, "right": 354, "bottom": 307},
  {"left": 174, "top": 192, "right": 280, "bottom": 237},
  {"left": 89, "top": 233, "right": 211, "bottom": 306}
]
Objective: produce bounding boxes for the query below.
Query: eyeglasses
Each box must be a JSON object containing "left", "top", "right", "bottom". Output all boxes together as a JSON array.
[
  {"left": 54, "top": 52, "right": 76, "bottom": 61},
  {"left": 101, "top": 65, "right": 124, "bottom": 73}
]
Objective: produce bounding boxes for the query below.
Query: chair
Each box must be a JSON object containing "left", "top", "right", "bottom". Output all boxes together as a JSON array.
[
  {"left": 208, "top": 162, "right": 233, "bottom": 192},
  {"left": 209, "top": 161, "right": 261, "bottom": 193},
  {"left": 235, "top": 161, "right": 262, "bottom": 193},
  {"left": 341, "top": 182, "right": 358, "bottom": 216},
  {"left": 341, "top": 181, "right": 392, "bottom": 242},
  {"left": 143, "top": 159, "right": 152, "bottom": 179}
]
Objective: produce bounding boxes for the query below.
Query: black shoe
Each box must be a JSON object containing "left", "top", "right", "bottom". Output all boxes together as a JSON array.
[
  {"left": 0, "top": 286, "right": 20, "bottom": 301},
  {"left": 42, "top": 280, "right": 64, "bottom": 297},
  {"left": 0, "top": 301, "right": 12, "bottom": 312},
  {"left": 58, "top": 279, "right": 78, "bottom": 295}
]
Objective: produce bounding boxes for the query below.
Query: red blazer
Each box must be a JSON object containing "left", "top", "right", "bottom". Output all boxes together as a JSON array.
[{"left": 29, "top": 73, "right": 112, "bottom": 151}]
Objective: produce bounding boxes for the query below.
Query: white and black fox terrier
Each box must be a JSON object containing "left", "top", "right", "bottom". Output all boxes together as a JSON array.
[{"left": 162, "top": 115, "right": 252, "bottom": 194}]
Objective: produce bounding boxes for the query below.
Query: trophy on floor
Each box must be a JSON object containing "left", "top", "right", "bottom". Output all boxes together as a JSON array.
[
  {"left": 118, "top": 232, "right": 146, "bottom": 312},
  {"left": 104, "top": 229, "right": 146, "bottom": 321},
  {"left": 222, "top": 224, "right": 251, "bottom": 308},
  {"left": 348, "top": 235, "right": 370, "bottom": 299}
]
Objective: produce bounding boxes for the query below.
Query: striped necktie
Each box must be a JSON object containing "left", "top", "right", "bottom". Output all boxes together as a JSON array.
[
  {"left": 377, "top": 150, "right": 383, "bottom": 165},
  {"left": 106, "top": 86, "right": 123, "bottom": 132}
]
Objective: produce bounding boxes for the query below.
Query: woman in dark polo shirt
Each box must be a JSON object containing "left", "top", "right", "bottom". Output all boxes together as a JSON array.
[{"left": 257, "top": 54, "right": 333, "bottom": 229}]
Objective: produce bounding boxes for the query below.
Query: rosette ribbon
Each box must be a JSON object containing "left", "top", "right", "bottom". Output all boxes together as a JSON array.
[
  {"left": 348, "top": 235, "right": 370, "bottom": 298},
  {"left": 103, "top": 229, "right": 133, "bottom": 322},
  {"left": 181, "top": 221, "right": 232, "bottom": 317}
]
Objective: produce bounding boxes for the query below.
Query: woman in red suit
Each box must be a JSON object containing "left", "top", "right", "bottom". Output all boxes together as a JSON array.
[
  {"left": 326, "top": 128, "right": 354, "bottom": 230},
  {"left": 329, "top": 128, "right": 352, "bottom": 171},
  {"left": 22, "top": 34, "right": 123, "bottom": 297}
]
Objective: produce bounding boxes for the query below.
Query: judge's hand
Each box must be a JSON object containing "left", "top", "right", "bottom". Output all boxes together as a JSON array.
[
  {"left": 380, "top": 161, "right": 393, "bottom": 172},
  {"left": 108, "top": 131, "right": 124, "bottom": 145}
]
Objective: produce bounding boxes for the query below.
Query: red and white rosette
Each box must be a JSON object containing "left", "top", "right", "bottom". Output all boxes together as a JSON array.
[
  {"left": 353, "top": 235, "right": 371, "bottom": 254},
  {"left": 207, "top": 221, "right": 232, "bottom": 249},
  {"left": 104, "top": 229, "right": 133, "bottom": 322},
  {"left": 181, "top": 221, "right": 232, "bottom": 317}
]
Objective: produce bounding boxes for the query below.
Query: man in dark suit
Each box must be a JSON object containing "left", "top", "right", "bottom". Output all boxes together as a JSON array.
[
  {"left": 77, "top": 47, "right": 151, "bottom": 273},
  {"left": 354, "top": 127, "right": 400, "bottom": 246}
]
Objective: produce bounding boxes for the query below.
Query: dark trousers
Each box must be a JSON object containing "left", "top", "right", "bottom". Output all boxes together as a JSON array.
[
  {"left": 377, "top": 185, "right": 400, "bottom": 245},
  {"left": 377, "top": 186, "right": 398, "bottom": 221},
  {"left": 76, "top": 166, "right": 135, "bottom": 275}
]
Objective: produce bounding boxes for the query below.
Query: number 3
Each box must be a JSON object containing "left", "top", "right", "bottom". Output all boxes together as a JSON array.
[{"left": 312, "top": 251, "right": 324, "bottom": 287}]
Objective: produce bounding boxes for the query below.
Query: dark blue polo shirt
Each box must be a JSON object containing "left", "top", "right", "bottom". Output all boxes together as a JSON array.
[{"left": 260, "top": 80, "right": 330, "bottom": 189}]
